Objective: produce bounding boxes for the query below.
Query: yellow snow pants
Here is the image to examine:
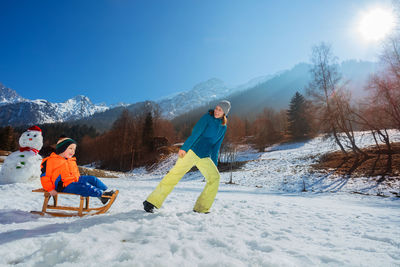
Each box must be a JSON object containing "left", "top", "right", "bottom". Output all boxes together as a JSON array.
[{"left": 146, "top": 149, "right": 220, "bottom": 213}]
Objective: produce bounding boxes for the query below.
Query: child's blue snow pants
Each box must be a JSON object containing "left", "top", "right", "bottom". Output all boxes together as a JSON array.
[{"left": 56, "top": 175, "right": 107, "bottom": 197}]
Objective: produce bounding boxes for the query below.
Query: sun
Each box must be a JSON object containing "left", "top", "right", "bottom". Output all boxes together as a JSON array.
[{"left": 358, "top": 7, "right": 396, "bottom": 42}]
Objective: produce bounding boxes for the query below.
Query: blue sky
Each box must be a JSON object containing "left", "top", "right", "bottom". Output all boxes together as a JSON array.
[{"left": 0, "top": 0, "right": 393, "bottom": 105}]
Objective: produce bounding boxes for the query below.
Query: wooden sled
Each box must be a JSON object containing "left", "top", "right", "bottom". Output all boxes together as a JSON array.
[{"left": 31, "top": 188, "right": 119, "bottom": 217}]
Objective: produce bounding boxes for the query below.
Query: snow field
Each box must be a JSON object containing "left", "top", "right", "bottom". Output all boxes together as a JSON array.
[
  {"left": 0, "top": 177, "right": 399, "bottom": 267},
  {"left": 0, "top": 130, "right": 399, "bottom": 266}
]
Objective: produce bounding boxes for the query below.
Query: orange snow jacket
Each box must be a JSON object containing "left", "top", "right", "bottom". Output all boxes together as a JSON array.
[{"left": 40, "top": 152, "right": 80, "bottom": 192}]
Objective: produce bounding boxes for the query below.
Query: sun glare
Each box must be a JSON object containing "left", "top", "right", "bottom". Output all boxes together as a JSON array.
[{"left": 358, "top": 7, "right": 396, "bottom": 42}]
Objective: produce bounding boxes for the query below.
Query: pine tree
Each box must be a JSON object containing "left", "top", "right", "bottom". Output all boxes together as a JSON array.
[{"left": 287, "top": 92, "right": 310, "bottom": 140}]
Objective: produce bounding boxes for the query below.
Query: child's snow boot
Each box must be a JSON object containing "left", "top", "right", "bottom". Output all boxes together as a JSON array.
[
  {"left": 99, "top": 190, "right": 115, "bottom": 204},
  {"left": 143, "top": 200, "right": 156, "bottom": 213}
]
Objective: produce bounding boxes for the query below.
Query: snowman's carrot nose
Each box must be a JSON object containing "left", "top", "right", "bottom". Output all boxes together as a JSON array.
[{"left": 29, "top": 138, "right": 32, "bottom": 141}]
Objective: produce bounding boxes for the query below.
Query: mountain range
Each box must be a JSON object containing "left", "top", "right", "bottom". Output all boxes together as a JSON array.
[
  {"left": 0, "top": 60, "right": 378, "bottom": 128},
  {"left": 0, "top": 83, "right": 109, "bottom": 127},
  {"left": 157, "top": 75, "right": 273, "bottom": 119}
]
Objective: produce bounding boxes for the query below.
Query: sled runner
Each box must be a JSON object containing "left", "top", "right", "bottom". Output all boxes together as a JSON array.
[{"left": 31, "top": 188, "right": 119, "bottom": 217}]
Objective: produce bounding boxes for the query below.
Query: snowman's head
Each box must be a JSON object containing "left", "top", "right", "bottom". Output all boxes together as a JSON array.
[{"left": 19, "top": 126, "right": 43, "bottom": 151}]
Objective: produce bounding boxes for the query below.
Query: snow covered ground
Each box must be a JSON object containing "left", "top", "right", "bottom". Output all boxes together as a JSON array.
[
  {"left": 233, "top": 130, "right": 400, "bottom": 196},
  {"left": 0, "top": 179, "right": 399, "bottom": 266},
  {"left": 0, "top": 131, "right": 399, "bottom": 266}
]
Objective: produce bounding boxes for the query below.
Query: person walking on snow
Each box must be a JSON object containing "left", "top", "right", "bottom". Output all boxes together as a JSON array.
[
  {"left": 40, "top": 136, "right": 115, "bottom": 204},
  {"left": 143, "top": 100, "right": 231, "bottom": 213}
]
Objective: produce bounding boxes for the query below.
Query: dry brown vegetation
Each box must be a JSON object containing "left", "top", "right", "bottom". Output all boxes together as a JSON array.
[
  {"left": 78, "top": 107, "right": 179, "bottom": 171},
  {"left": 78, "top": 166, "right": 121, "bottom": 178},
  {"left": 313, "top": 143, "right": 400, "bottom": 182},
  {"left": 0, "top": 150, "right": 11, "bottom": 163},
  {"left": 0, "top": 150, "right": 11, "bottom": 157}
]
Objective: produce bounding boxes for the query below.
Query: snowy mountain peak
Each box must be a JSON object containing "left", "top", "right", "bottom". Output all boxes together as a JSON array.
[
  {"left": 64, "top": 95, "right": 93, "bottom": 107},
  {"left": 53, "top": 94, "right": 109, "bottom": 123},
  {"left": 68, "top": 95, "right": 91, "bottom": 103},
  {"left": 157, "top": 78, "right": 230, "bottom": 119},
  {"left": 109, "top": 102, "right": 130, "bottom": 108},
  {"left": 0, "top": 83, "right": 26, "bottom": 106},
  {"left": 192, "top": 78, "right": 226, "bottom": 93},
  {"left": 194, "top": 77, "right": 224, "bottom": 87}
]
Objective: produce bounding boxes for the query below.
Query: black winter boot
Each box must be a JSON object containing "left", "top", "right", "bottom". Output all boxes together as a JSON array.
[
  {"left": 143, "top": 200, "right": 156, "bottom": 213},
  {"left": 99, "top": 190, "right": 115, "bottom": 205},
  {"left": 193, "top": 209, "right": 210, "bottom": 214}
]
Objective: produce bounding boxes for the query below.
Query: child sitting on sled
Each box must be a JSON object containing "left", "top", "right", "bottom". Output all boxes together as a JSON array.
[{"left": 40, "top": 136, "right": 114, "bottom": 204}]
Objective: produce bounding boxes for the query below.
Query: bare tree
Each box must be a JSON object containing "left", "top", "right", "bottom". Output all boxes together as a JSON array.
[
  {"left": 354, "top": 86, "right": 394, "bottom": 154},
  {"left": 219, "top": 142, "right": 238, "bottom": 184},
  {"left": 352, "top": 20, "right": 400, "bottom": 152},
  {"left": 251, "top": 108, "right": 282, "bottom": 151},
  {"left": 225, "top": 115, "right": 246, "bottom": 144},
  {"left": 154, "top": 119, "right": 177, "bottom": 144},
  {"left": 331, "top": 90, "right": 367, "bottom": 156},
  {"left": 368, "top": 73, "right": 400, "bottom": 130},
  {"left": 307, "top": 43, "right": 346, "bottom": 153}
]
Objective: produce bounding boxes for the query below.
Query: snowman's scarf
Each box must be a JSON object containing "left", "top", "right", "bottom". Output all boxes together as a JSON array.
[{"left": 19, "top": 147, "right": 39, "bottom": 155}]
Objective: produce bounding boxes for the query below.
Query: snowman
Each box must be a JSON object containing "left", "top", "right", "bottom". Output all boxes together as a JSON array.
[{"left": 0, "top": 126, "right": 43, "bottom": 184}]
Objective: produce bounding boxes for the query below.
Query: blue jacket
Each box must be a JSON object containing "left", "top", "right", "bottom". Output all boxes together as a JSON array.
[{"left": 180, "top": 111, "right": 227, "bottom": 166}]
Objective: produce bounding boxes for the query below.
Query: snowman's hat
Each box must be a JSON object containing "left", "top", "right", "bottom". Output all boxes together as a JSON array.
[{"left": 28, "top": 125, "right": 42, "bottom": 132}]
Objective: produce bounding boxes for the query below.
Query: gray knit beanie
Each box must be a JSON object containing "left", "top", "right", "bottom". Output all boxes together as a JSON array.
[{"left": 217, "top": 100, "right": 231, "bottom": 115}]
